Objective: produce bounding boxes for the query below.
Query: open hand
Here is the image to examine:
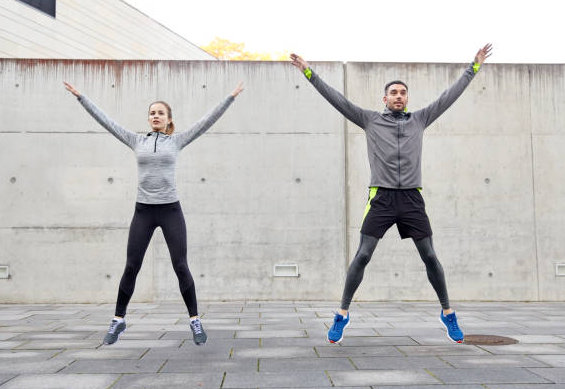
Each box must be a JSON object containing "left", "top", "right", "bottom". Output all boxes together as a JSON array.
[
  {"left": 63, "top": 81, "right": 81, "bottom": 97},
  {"left": 474, "top": 43, "right": 493, "bottom": 65},
  {"left": 290, "top": 53, "right": 310, "bottom": 72},
  {"left": 231, "top": 82, "right": 244, "bottom": 97}
]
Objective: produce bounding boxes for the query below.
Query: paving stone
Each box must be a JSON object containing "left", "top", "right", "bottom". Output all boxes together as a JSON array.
[
  {"left": 234, "top": 346, "right": 318, "bottom": 359},
  {"left": 397, "top": 345, "right": 489, "bottom": 356},
  {"left": 478, "top": 343, "right": 565, "bottom": 355},
  {"left": 511, "top": 335, "right": 565, "bottom": 343},
  {"left": 13, "top": 332, "right": 92, "bottom": 340},
  {"left": 442, "top": 355, "right": 548, "bottom": 368},
  {"left": 350, "top": 356, "right": 450, "bottom": 370},
  {"left": 0, "top": 342, "right": 24, "bottom": 350},
  {"left": 0, "top": 373, "right": 120, "bottom": 389},
  {"left": 54, "top": 348, "right": 147, "bottom": 360},
  {"left": 235, "top": 330, "right": 307, "bottom": 339},
  {"left": 62, "top": 358, "right": 163, "bottom": 373},
  {"left": 0, "top": 350, "right": 59, "bottom": 360},
  {"left": 162, "top": 358, "right": 257, "bottom": 373},
  {"left": 316, "top": 346, "right": 403, "bottom": 358},
  {"left": 259, "top": 357, "right": 355, "bottom": 372},
  {"left": 531, "top": 354, "right": 565, "bottom": 367},
  {"left": 13, "top": 340, "right": 101, "bottom": 350},
  {"left": 99, "top": 339, "right": 181, "bottom": 349},
  {"left": 0, "top": 334, "right": 19, "bottom": 341},
  {"left": 0, "top": 375, "right": 15, "bottom": 386},
  {"left": 528, "top": 367, "right": 565, "bottom": 383},
  {"left": 113, "top": 372, "right": 224, "bottom": 388},
  {"left": 366, "top": 384, "right": 484, "bottom": 389},
  {"left": 327, "top": 369, "right": 439, "bottom": 386},
  {"left": 428, "top": 367, "right": 550, "bottom": 384},
  {"left": 488, "top": 385, "right": 565, "bottom": 389},
  {"left": 261, "top": 337, "right": 328, "bottom": 347},
  {"left": 222, "top": 371, "right": 331, "bottom": 388},
  {"left": 339, "top": 336, "right": 418, "bottom": 346},
  {"left": 0, "top": 359, "right": 70, "bottom": 374}
]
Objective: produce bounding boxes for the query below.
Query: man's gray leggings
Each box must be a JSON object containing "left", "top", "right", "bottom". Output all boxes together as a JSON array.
[{"left": 340, "top": 234, "right": 450, "bottom": 310}]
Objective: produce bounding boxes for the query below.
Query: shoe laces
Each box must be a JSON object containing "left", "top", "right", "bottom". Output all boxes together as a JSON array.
[
  {"left": 330, "top": 312, "right": 344, "bottom": 331},
  {"left": 191, "top": 319, "right": 203, "bottom": 334},
  {"left": 446, "top": 315, "right": 459, "bottom": 331},
  {"left": 108, "top": 320, "right": 120, "bottom": 334}
]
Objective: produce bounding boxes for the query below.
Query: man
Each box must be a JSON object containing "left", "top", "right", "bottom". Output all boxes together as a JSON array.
[{"left": 290, "top": 44, "right": 492, "bottom": 344}]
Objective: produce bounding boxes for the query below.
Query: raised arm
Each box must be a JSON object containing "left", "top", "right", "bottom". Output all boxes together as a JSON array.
[
  {"left": 419, "top": 44, "right": 493, "bottom": 128},
  {"left": 175, "top": 82, "right": 244, "bottom": 149},
  {"left": 64, "top": 82, "right": 138, "bottom": 149},
  {"left": 290, "top": 53, "right": 369, "bottom": 129}
]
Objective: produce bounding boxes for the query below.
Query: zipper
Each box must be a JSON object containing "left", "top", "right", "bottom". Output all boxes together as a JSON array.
[
  {"left": 397, "top": 122, "right": 401, "bottom": 188},
  {"left": 154, "top": 132, "right": 159, "bottom": 152}
]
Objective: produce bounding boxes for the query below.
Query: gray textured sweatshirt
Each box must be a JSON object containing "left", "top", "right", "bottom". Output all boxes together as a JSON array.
[
  {"left": 78, "top": 95, "right": 235, "bottom": 204},
  {"left": 307, "top": 64, "right": 477, "bottom": 189}
]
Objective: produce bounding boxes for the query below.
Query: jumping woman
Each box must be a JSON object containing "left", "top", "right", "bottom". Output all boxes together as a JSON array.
[{"left": 64, "top": 81, "right": 244, "bottom": 345}]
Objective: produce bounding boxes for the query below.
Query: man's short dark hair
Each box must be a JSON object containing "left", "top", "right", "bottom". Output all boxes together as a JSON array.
[{"left": 384, "top": 80, "right": 408, "bottom": 95}]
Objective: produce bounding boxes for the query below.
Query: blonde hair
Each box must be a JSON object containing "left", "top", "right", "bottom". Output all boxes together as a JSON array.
[{"left": 149, "top": 101, "right": 175, "bottom": 135}]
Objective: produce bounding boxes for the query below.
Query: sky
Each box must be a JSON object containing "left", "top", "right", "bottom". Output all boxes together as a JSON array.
[{"left": 123, "top": 0, "right": 563, "bottom": 64}]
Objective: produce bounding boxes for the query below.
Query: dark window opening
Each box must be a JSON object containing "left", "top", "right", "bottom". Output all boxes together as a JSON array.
[{"left": 17, "top": 0, "right": 56, "bottom": 17}]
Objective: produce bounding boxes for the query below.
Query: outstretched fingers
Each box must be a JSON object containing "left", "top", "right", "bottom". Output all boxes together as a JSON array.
[
  {"left": 475, "top": 43, "right": 493, "bottom": 65},
  {"left": 63, "top": 81, "right": 81, "bottom": 97},
  {"left": 290, "top": 53, "right": 309, "bottom": 71},
  {"left": 231, "top": 81, "right": 244, "bottom": 97}
]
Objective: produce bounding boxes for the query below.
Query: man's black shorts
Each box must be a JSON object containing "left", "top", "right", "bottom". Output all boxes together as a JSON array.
[{"left": 360, "top": 187, "right": 433, "bottom": 240}]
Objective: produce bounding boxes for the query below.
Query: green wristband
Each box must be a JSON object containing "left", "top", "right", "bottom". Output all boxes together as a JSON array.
[
  {"left": 304, "top": 67, "right": 312, "bottom": 80},
  {"left": 472, "top": 62, "right": 481, "bottom": 74}
]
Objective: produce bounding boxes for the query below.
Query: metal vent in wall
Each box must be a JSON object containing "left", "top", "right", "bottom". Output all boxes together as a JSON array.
[
  {"left": 555, "top": 263, "right": 565, "bottom": 277},
  {"left": 0, "top": 266, "right": 9, "bottom": 279},
  {"left": 273, "top": 264, "right": 299, "bottom": 277}
]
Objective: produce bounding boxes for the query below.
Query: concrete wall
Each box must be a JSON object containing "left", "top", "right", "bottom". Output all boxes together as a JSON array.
[
  {"left": 0, "top": 0, "right": 214, "bottom": 60},
  {"left": 1, "top": 59, "right": 564, "bottom": 303}
]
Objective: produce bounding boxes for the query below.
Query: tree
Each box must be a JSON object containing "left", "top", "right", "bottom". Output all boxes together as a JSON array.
[{"left": 202, "top": 37, "right": 288, "bottom": 61}]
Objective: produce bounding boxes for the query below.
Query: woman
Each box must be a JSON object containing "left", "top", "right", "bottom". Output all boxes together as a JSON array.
[{"left": 64, "top": 81, "right": 244, "bottom": 345}]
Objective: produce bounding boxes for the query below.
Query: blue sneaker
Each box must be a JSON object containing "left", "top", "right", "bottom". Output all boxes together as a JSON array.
[
  {"left": 327, "top": 312, "right": 350, "bottom": 343},
  {"left": 440, "top": 311, "right": 464, "bottom": 343}
]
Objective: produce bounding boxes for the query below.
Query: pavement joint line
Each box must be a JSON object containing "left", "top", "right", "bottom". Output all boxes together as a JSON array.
[
  {"left": 395, "top": 345, "right": 408, "bottom": 356},
  {"left": 157, "top": 359, "right": 168, "bottom": 373},
  {"left": 313, "top": 346, "right": 321, "bottom": 358},
  {"left": 219, "top": 371, "right": 227, "bottom": 388},
  {"left": 47, "top": 349, "right": 65, "bottom": 360},
  {"left": 476, "top": 344, "right": 496, "bottom": 355},
  {"left": 437, "top": 355, "right": 457, "bottom": 368},
  {"left": 424, "top": 367, "right": 445, "bottom": 384},
  {"left": 347, "top": 356, "right": 358, "bottom": 370},
  {"left": 139, "top": 348, "right": 150, "bottom": 360},
  {"left": 107, "top": 373, "right": 123, "bottom": 389},
  {"left": 324, "top": 369, "right": 335, "bottom": 386},
  {"left": 228, "top": 347, "right": 234, "bottom": 359},
  {"left": 256, "top": 358, "right": 260, "bottom": 372},
  {"left": 525, "top": 366, "right": 557, "bottom": 384}
]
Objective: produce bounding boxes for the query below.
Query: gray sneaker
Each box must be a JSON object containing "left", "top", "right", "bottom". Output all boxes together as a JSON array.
[
  {"left": 190, "top": 318, "right": 207, "bottom": 345},
  {"left": 103, "top": 319, "right": 126, "bottom": 345}
]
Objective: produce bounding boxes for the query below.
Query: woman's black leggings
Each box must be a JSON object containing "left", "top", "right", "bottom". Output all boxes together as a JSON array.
[
  {"left": 340, "top": 234, "right": 450, "bottom": 310},
  {"left": 115, "top": 201, "right": 197, "bottom": 317}
]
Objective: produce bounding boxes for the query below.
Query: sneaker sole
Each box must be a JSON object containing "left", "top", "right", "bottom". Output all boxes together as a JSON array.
[
  {"left": 438, "top": 317, "right": 463, "bottom": 343},
  {"left": 327, "top": 320, "right": 350, "bottom": 344}
]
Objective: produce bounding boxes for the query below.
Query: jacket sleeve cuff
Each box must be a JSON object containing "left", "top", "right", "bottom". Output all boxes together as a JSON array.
[{"left": 303, "top": 67, "right": 312, "bottom": 80}]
